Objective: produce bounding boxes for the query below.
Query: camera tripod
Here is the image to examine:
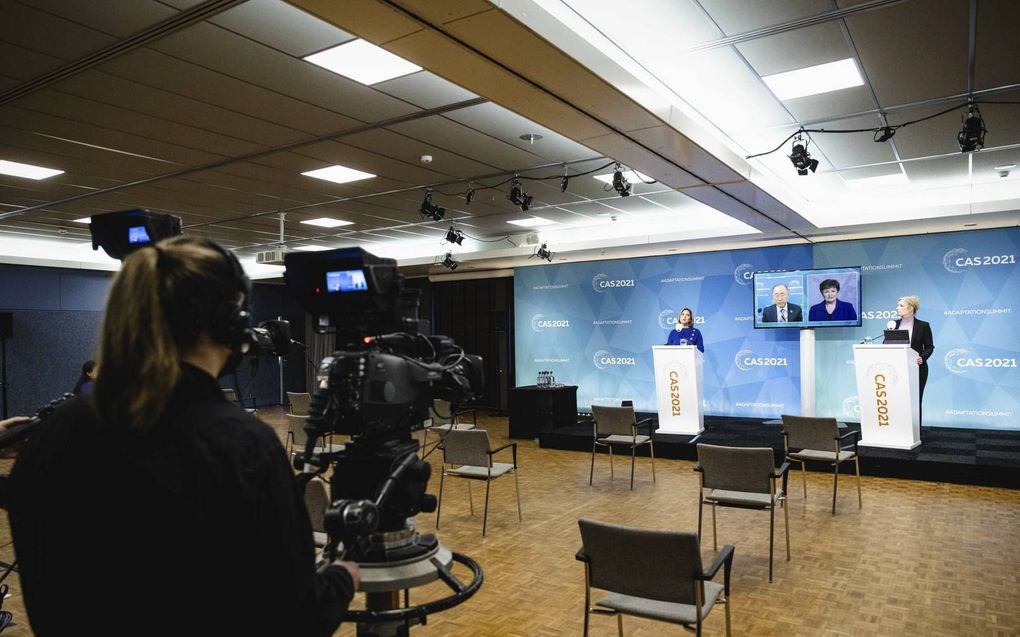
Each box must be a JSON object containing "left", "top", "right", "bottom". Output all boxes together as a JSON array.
[{"left": 328, "top": 534, "right": 482, "bottom": 637}]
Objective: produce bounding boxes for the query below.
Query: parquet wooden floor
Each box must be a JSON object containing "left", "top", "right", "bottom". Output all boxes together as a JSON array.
[{"left": 2, "top": 410, "right": 1018, "bottom": 636}]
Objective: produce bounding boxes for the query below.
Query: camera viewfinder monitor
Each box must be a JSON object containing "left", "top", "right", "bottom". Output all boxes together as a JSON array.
[
  {"left": 753, "top": 266, "right": 862, "bottom": 329},
  {"left": 127, "top": 225, "right": 151, "bottom": 244},
  {"left": 326, "top": 269, "right": 369, "bottom": 293}
]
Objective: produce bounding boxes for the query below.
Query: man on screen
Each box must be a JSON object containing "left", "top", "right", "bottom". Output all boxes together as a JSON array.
[
  {"left": 761, "top": 283, "right": 802, "bottom": 323},
  {"left": 808, "top": 278, "right": 858, "bottom": 322}
]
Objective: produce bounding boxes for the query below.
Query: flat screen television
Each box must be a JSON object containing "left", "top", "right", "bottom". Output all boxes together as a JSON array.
[{"left": 752, "top": 266, "right": 862, "bottom": 329}]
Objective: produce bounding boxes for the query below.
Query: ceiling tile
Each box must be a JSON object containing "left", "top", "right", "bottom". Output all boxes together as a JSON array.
[
  {"left": 846, "top": 0, "right": 968, "bottom": 106},
  {"left": 209, "top": 0, "right": 354, "bottom": 57},
  {"left": 698, "top": 0, "right": 831, "bottom": 35}
]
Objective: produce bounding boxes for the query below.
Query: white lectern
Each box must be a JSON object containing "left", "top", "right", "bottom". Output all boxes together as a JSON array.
[
  {"left": 652, "top": 345, "right": 704, "bottom": 435},
  {"left": 852, "top": 344, "right": 921, "bottom": 449}
]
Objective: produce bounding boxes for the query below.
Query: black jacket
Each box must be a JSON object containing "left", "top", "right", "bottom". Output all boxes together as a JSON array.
[
  {"left": 896, "top": 317, "right": 935, "bottom": 366},
  {"left": 7, "top": 364, "right": 354, "bottom": 636}
]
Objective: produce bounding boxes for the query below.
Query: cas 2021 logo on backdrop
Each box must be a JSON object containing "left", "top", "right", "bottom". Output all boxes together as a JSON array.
[
  {"left": 942, "top": 248, "right": 1017, "bottom": 274},
  {"left": 592, "top": 273, "right": 636, "bottom": 293},
  {"left": 530, "top": 314, "right": 570, "bottom": 332},
  {"left": 592, "top": 349, "right": 637, "bottom": 370},
  {"left": 734, "top": 349, "right": 789, "bottom": 372}
]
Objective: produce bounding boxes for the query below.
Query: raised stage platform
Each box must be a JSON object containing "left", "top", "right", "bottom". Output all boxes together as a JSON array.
[{"left": 538, "top": 416, "right": 1020, "bottom": 489}]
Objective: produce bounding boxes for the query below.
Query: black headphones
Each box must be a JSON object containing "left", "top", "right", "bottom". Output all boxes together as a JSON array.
[
  {"left": 155, "top": 238, "right": 254, "bottom": 354},
  {"left": 204, "top": 239, "right": 254, "bottom": 353}
]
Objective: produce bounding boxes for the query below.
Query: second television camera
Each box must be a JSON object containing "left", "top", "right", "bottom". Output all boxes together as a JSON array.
[{"left": 284, "top": 248, "right": 483, "bottom": 564}]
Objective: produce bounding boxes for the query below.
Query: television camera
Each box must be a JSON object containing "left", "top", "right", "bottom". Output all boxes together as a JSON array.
[
  {"left": 284, "top": 247, "right": 484, "bottom": 635},
  {"left": 88, "top": 209, "right": 293, "bottom": 359}
]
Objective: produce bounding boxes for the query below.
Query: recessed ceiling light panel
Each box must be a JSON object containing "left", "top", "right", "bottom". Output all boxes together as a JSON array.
[
  {"left": 73, "top": 217, "right": 92, "bottom": 224},
  {"left": 762, "top": 58, "right": 864, "bottom": 101},
  {"left": 301, "top": 165, "right": 376, "bottom": 185},
  {"left": 304, "top": 39, "right": 422, "bottom": 85},
  {"left": 300, "top": 217, "right": 353, "bottom": 228},
  {"left": 294, "top": 245, "right": 332, "bottom": 251},
  {"left": 507, "top": 217, "right": 556, "bottom": 227},
  {"left": 0, "top": 159, "right": 64, "bottom": 180}
]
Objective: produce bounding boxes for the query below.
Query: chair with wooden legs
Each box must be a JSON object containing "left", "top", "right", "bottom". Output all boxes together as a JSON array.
[
  {"left": 436, "top": 428, "right": 521, "bottom": 537},
  {"left": 576, "top": 517, "right": 733, "bottom": 636},
  {"left": 781, "top": 414, "right": 862, "bottom": 515},
  {"left": 695, "top": 444, "right": 790, "bottom": 583},
  {"left": 589, "top": 405, "right": 656, "bottom": 490}
]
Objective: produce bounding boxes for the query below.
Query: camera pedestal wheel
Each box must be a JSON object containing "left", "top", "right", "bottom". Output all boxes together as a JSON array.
[{"left": 340, "top": 545, "right": 483, "bottom": 637}]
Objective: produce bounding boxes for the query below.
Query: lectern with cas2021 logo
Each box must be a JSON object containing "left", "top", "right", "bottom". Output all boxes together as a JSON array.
[
  {"left": 652, "top": 345, "right": 704, "bottom": 435},
  {"left": 852, "top": 343, "right": 920, "bottom": 449}
]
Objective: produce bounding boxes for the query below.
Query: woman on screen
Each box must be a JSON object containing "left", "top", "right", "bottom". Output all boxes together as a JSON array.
[
  {"left": 895, "top": 295, "right": 935, "bottom": 424},
  {"left": 808, "top": 279, "right": 858, "bottom": 322},
  {"left": 666, "top": 308, "right": 704, "bottom": 352}
]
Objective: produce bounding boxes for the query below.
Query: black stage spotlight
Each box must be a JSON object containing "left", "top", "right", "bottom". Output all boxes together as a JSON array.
[
  {"left": 612, "top": 164, "right": 632, "bottom": 196},
  {"left": 465, "top": 188, "right": 476, "bottom": 205},
  {"left": 874, "top": 126, "right": 895, "bottom": 143},
  {"left": 560, "top": 175, "right": 570, "bottom": 192},
  {"left": 445, "top": 227, "right": 465, "bottom": 245},
  {"left": 420, "top": 189, "right": 445, "bottom": 221},
  {"left": 958, "top": 104, "right": 986, "bottom": 153},
  {"left": 509, "top": 177, "right": 533, "bottom": 211},
  {"left": 789, "top": 137, "right": 819, "bottom": 176},
  {"left": 536, "top": 242, "right": 554, "bottom": 262},
  {"left": 442, "top": 251, "right": 458, "bottom": 270}
]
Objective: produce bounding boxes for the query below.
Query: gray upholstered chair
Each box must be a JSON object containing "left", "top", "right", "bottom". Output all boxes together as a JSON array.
[
  {"left": 223, "top": 387, "right": 256, "bottom": 415},
  {"left": 286, "top": 413, "right": 344, "bottom": 460},
  {"left": 421, "top": 398, "right": 477, "bottom": 458},
  {"left": 436, "top": 428, "right": 521, "bottom": 537},
  {"left": 695, "top": 444, "right": 790, "bottom": 582},
  {"left": 590, "top": 405, "right": 656, "bottom": 490},
  {"left": 781, "top": 414, "right": 862, "bottom": 515},
  {"left": 287, "top": 391, "right": 312, "bottom": 416},
  {"left": 576, "top": 518, "right": 733, "bottom": 636},
  {"left": 303, "top": 476, "right": 330, "bottom": 548}
]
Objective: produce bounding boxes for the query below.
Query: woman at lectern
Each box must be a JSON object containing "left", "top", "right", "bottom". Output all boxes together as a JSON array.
[
  {"left": 666, "top": 307, "right": 704, "bottom": 353},
  {"left": 7, "top": 237, "right": 358, "bottom": 636},
  {"left": 895, "top": 295, "right": 935, "bottom": 423}
]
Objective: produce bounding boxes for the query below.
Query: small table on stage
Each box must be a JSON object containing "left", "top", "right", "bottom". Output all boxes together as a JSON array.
[{"left": 508, "top": 385, "right": 578, "bottom": 439}]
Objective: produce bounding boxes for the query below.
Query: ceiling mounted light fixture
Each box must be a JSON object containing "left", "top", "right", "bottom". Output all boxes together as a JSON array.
[
  {"left": 0, "top": 159, "right": 64, "bottom": 180},
  {"left": 560, "top": 175, "right": 570, "bottom": 192},
  {"left": 789, "top": 135, "right": 819, "bottom": 176},
  {"left": 303, "top": 39, "right": 422, "bottom": 85},
  {"left": 301, "top": 217, "right": 353, "bottom": 228},
  {"left": 465, "top": 188, "right": 476, "bottom": 205},
  {"left": 762, "top": 58, "right": 864, "bottom": 100},
  {"left": 420, "top": 189, "right": 445, "bottom": 221},
  {"left": 535, "top": 242, "right": 554, "bottom": 262},
  {"left": 301, "top": 164, "right": 376, "bottom": 185},
  {"left": 508, "top": 176, "right": 533, "bottom": 211},
  {"left": 874, "top": 126, "right": 896, "bottom": 143},
  {"left": 441, "top": 251, "right": 458, "bottom": 271},
  {"left": 611, "top": 163, "right": 632, "bottom": 196},
  {"left": 445, "top": 227, "right": 465, "bottom": 245},
  {"left": 958, "top": 103, "right": 986, "bottom": 153}
]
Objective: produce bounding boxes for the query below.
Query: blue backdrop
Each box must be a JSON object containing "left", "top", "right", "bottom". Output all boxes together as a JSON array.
[
  {"left": 813, "top": 227, "right": 1020, "bottom": 429},
  {"left": 514, "top": 227, "right": 1020, "bottom": 429},
  {"left": 515, "top": 245, "right": 811, "bottom": 418}
]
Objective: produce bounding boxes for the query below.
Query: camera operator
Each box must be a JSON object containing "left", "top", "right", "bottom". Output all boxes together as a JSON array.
[{"left": 6, "top": 236, "right": 359, "bottom": 636}]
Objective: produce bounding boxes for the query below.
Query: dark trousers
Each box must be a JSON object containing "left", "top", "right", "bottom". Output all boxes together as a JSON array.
[{"left": 918, "top": 362, "right": 928, "bottom": 428}]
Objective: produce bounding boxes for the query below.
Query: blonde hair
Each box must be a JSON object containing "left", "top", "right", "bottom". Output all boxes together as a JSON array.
[
  {"left": 93, "top": 236, "right": 240, "bottom": 430},
  {"left": 898, "top": 295, "right": 920, "bottom": 314}
]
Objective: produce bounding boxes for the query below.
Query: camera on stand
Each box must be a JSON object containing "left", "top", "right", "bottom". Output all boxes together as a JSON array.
[{"left": 284, "top": 248, "right": 484, "bottom": 636}]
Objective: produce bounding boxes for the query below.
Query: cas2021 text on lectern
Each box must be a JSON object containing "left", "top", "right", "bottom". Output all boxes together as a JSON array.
[
  {"left": 852, "top": 344, "right": 921, "bottom": 450},
  {"left": 652, "top": 345, "right": 704, "bottom": 435}
]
